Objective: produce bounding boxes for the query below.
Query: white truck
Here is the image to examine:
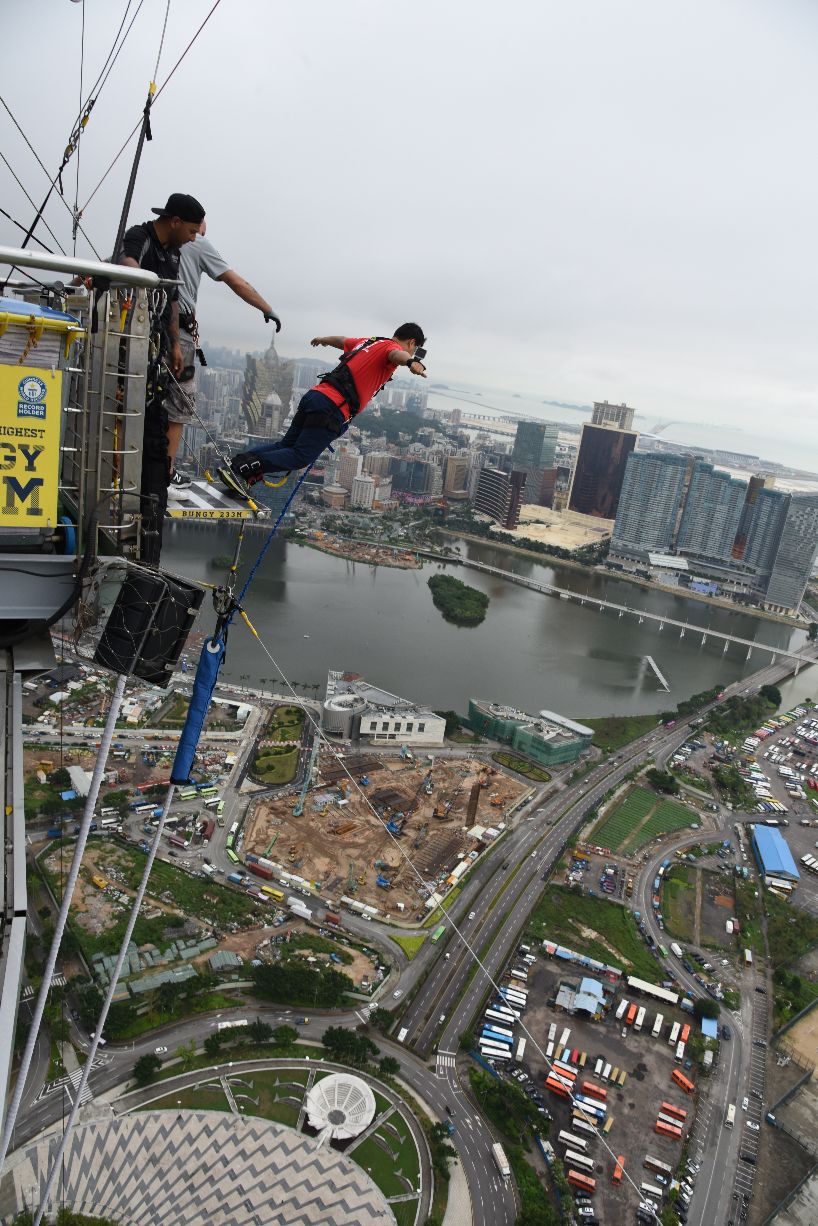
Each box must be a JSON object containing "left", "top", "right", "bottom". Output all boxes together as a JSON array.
[
  {"left": 492, "top": 1142, "right": 511, "bottom": 1178},
  {"left": 670, "top": 942, "right": 683, "bottom": 958}
]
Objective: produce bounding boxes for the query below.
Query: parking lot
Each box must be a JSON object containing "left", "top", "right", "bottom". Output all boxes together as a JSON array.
[{"left": 486, "top": 950, "right": 708, "bottom": 1224}]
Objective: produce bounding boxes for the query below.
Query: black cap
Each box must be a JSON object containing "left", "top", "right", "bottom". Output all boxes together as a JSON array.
[{"left": 151, "top": 193, "right": 205, "bottom": 223}]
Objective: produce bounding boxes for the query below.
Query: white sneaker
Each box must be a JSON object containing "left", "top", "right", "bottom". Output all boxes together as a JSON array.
[{"left": 169, "top": 469, "right": 193, "bottom": 498}]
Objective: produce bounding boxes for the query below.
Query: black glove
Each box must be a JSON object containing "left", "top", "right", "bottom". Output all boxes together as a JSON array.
[{"left": 264, "top": 312, "right": 282, "bottom": 333}]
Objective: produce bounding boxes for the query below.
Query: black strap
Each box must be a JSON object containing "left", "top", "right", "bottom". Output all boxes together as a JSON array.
[{"left": 317, "top": 337, "right": 393, "bottom": 416}]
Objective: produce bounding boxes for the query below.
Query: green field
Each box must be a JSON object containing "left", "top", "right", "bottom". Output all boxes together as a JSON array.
[
  {"left": 662, "top": 866, "right": 696, "bottom": 942},
  {"left": 350, "top": 1110, "right": 420, "bottom": 1197},
  {"left": 392, "top": 934, "right": 426, "bottom": 960},
  {"left": 252, "top": 746, "right": 299, "bottom": 784},
  {"left": 491, "top": 751, "right": 551, "bottom": 782},
  {"left": 591, "top": 785, "right": 696, "bottom": 855},
  {"left": 581, "top": 713, "right": 660, "bottom": 751},
  {"left": 528, "top": 885, "right": 661, "bottom": 981}
]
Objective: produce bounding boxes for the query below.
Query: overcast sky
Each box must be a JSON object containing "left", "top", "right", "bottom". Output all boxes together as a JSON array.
[{"left": 2, "top": 1, "right": 817, "bottom": 466}]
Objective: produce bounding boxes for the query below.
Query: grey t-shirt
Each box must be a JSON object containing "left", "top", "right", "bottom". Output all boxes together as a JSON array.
[{"left": 178, "top": 234, "right": 230, "bottom": 315}]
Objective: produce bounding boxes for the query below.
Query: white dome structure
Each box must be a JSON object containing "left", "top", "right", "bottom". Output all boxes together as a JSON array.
[{"left": 306, "top": 1073, "right": 376, "bottom": 1143}]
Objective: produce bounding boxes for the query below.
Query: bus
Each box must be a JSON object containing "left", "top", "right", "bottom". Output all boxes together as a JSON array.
[
  {"left": 602, "top": 1063, "right": 612, "bottom": 1081},
  {"left": 657, "top": 1112, "right": 683, "bottom": 1129},
  {"left": 481, "top": 1030, "right": 513, "bottom": 1049},
  {"left": 655, "top": 1121, "right": 682, "bottom": 1139},
  {"left": 550, "top": 1073, "right": 575, "bottom": 1092},
  {"left": 658, "top": 944, "right": 669, "bottom": 958},
  {"left": 515, "top": 1037, "right": 527, "bottom": 1062},
  {"left": 216, "top": 800, "right": 225, "bottom": 815},
  {"left": 675, "top": 1041, "right": 686, "bottom": 1063},
  {"left": 644, "top": 1155, "right": 673, "bottom": 1177},
  {"left": 668, "top": 1021, "right": 681, "bottom": 1046},
  {"left": 557, "top": 1131, "right": 588, "bottom": 1152},
  {"left": 261, "top": 886, "right": 284, "bottom": 901},
  {"left": 397, "top": 1028, "right": 409, "bottom": 1044},
  {"left": 578, "top": 1051, "right": 587, "bottom": 1068},
  {"left": 546, "top": 1042, "right": 554, "bottom": 1059},
  {"left": 566, "top": 1171, "right": 596, "bottom": 1195},
  {"left": 652, "top": 1013, "right": 664, "bottom": 1038},
  {"left": 594, "top": 1057, "right": 604, "bottom": 1076},
  {"left": 680, "top": 1023, "right": 691, "bottom": 1044},
  {"left": 100, "top": 807, "right": 117, "bottom": 818},
  {"left": 132, "top": 802, "right": 155, "bottom": 814},
  {"left": 100, "top": 818, "right": 119, "bottom": 830},
  {"left": 481, "top": 1022, "right": 514, "bottom": 1039},
  {"left": 492, "top": 1143, "right": 511, "bottom": 1179},
  {"left": 610, "top": 1067, "right": 620, "bottom": 1086},
  {"left": 548, "top": 1022, "right": 557, "bottom": 1043},
  {"left": 671, "top": 1069, "right": 695, "bottom": 1093},
  {"left": 545, "top": 1077, "right": 570, "bottom": 1098},
  {"left": 204, "top": 796, "right": 222, "bottom": 809},
  {"left": 634, "top": 1006, "right": 646, "bottom": 1032},
  {"left": 581, "top": 1080, "right": 607, "bottom": 1101},
  {"left": 724, "top": 1103, "right": 736, "bottom": 1128},
  {"left": 626, "top": 1004, "right": 637, "bottom": 1026},
  {"left": 479, "top": 1042, "right": 512, "bottom": 1061},
  {"left": 226, "top": 848, "right": 240, "bottom": 864},
  {"left": 617, "top": 1070, "right": 627, "bottom": 1087},
  {"left": 199, "top": 785, "right": 218, "bottom": 798},
  {"left": 559, "top": 1028, "right": 571, "bottom": 1048},
  {"left": 660, "top": 1101, "right": 687, "bottom": 1122},
  {"left": 575, "top": 1096, "right": 606, "bottom": 1118},
  {"left": 612, "top": 1156, "right": 625, "bottom": 1185},
  {"left": 602, "top": 1116, "right": 614, "bottom": 1136},
  {"left": 486, "top": 1008, "right": 516, "bottom": 1026},
  {"left": 615, "top": 999, "right": 628, "bottom": 1021},
  {"left": 178, "top": 787, "right": 197, "bottom": 800},
  {"left": 641, "top": 1182, "right": 664, "bottom": 1200},
  {"left": 571, "top": 1117, "right": 598, "bottom": 1137},
  {"left": 565, "top": 1149, "right": 594, "bottom": 1173},
  {"left": 228, "top": 821, "right": 239, "bottom": 839},
  {"left": 553, "top": 1060, "right": 576, "bottom": 1078}
]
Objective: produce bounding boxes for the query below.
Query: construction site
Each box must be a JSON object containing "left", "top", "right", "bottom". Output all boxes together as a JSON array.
[{"left": 242, "top": 750, "right": 530, "bottom": 920}]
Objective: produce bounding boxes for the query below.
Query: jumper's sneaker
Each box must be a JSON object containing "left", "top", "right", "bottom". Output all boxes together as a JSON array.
[
  {"left": 169, "top": 468, "right": 193, "bottom": 495},
  {"left": 218, "top": 452, "right": 263, "bottom": 500}
]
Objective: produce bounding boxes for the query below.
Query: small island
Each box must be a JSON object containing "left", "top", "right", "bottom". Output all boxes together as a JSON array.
[{"left": 427, "top": 573, "right": 490, "bottom": 626}]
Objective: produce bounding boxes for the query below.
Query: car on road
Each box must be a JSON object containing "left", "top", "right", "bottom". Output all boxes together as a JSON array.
[
  {"left": 154, "top": 1046, "right": 168, "bottom": 1054},
  {"left": 746, "top": 1121, "right": 760, "bottom": 1131},
  {"left": 742, "top": 1096, "right": 749, "bottom": 1110},
  {"left": 392, "top": 989, "right": 403, "bottom": 999},
  {"left": 721, "top": 1025, "right": 732, "bottom": 1040},
  {"left": 468, "top": 911, "right": 476, "bottom": 920},
  {"left": 438, "top": 1013, "right": 446, "bottom": 1024}
]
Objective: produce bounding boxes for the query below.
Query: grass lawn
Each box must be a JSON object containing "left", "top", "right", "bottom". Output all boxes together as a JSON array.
[
  {"left": 141, "top": 1082, "right": 231, "bottom": 1113},
  {"left": 491, "top": 751, "right": 551, "bottom": 782},
  {"left": 390, "top": 1199, "right": 419, "bottom": 1226},
  {"left": 391, "top": 934, "right": 426, "bottom": 960},
  {"left": 253, "top": 747, "right": 299, "bottom": 784},
  {"left": 266, "top": 706, "right": 305, "bottom": 743},
  {"left": 581, "top": 713, "right": 659, "bottom": 751},
  {"left": 622, "top": 797, "right": 697, "bottom": 855},
  {"left": 662, "top": 866, "right": 696, "bottom": 943},
  {"left": 674, "top": 768, "right": 712, "bottom": 793},
  {"left": 244, "top": 1070, "right": 305, "bottom": 1126},
  {"left": 350, "top": 1132, "right": 419, "bottom": 1198},
  {"left": 528, "top": 885, "right": 662, "bottom": 982}
]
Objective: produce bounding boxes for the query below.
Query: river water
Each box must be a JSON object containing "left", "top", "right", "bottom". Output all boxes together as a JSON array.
[{"left": 163, "top": 523, "right": 812, "bottom": 721}]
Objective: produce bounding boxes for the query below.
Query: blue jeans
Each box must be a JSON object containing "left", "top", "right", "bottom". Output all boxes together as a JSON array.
[{"left": 249, "top": 390, "right": 347, "bottom": 473}]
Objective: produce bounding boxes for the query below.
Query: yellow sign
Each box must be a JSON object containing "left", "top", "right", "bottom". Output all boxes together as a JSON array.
[{"left": 0, "top": 364, "right": 62, "bottom": 527}]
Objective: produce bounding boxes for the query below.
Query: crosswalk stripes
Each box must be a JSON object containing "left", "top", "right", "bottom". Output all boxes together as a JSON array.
[
  {"left": 435, "top": 1053, "right": 456, "bottom": 1075},
  {"left": 68, "top": 1068, "right": 93, "bottom": 1107}
]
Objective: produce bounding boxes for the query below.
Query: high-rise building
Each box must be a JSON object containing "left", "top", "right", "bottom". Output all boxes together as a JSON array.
[
  {"left": 592, "top": 400, "right": 635, "bottom": 431},
  {"left": 337, "top": 451, "right": 363, "bottom": 492},
  {"left": 610, "top": 452, "right": 689, "bottom": 557},
  {"left": 764, "top": 494, "right": 818, "bottom": 612},
  {"left": 363, "top": 451, "right": 393, "bottom": 478},
  {"left": 568, "top": 423, "right": 637, "bottom": 519},
  {"left": 474, "top": 468, "right": 526, "bottom": 529},
  {"left": 443, "top": 455, "right": 470, "bottom": 498},
  {"left": 511, "top": 421, "right": 558, "bottom": 505},
  {"left": 350, "top": 474, "right": 376, "bottom": 509},
  {"left": 738, "top": 482, "right": 789, "bottom": 573},
  {"left": 676, "top": 462, "right": 747, "bottom": 562}
]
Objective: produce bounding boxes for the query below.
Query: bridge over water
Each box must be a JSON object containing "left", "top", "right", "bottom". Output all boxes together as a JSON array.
[{"left": 418, "top": 551, "right": 814, "bottom": 671}]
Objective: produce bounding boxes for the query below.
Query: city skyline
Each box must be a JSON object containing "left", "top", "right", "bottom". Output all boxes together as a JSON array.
[{"left": 3, "top": 2, "right": 818, "bottom": 474}]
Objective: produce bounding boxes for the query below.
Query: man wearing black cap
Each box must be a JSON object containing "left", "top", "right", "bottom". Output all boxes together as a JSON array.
[{"left": 118, "top": 192, "right": 204, "bottom": 564}]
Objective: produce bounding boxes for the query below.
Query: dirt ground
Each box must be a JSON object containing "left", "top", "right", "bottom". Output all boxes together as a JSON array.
[
  {"left": 747, "top": 1057, "right": 818, "bottom": 1226},
  {"left": 507, "top": 506, "right": 614, "bottom": 550},
  {"left": 778, "top": 1006, "right": 818, "bottom": 1070},
  {"left": 521, "top": 955, "right": 700, "bottom": 1222},
  {"left": 243, "top": 753, "right": 527, "bottom": 920},
  {"left": 699, "top": 866, "right": 737, "bottom": 950},
  {"left": 192, "top": 919, "right": 376, "bottom": 987}
]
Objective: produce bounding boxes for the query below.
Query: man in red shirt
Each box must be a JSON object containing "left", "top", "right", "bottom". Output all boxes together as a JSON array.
[{"left": 219, "top": 322, "right": 426, "bottom": 496}]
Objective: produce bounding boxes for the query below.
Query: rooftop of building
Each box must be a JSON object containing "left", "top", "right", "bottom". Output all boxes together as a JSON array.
[
  {"left": 470, "top": 698, "right": 593, "bottom": 739},
  {"left": 325, "top": 670, "right": 439, "bottom": 718},
  {"left": 752, "top": 824, "right": 800, "bottom": 880}
]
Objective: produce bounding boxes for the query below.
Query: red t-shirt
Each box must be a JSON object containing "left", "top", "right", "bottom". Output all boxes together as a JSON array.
[{"left": 312, "top": 336, "right": 403, "bottom": 420}]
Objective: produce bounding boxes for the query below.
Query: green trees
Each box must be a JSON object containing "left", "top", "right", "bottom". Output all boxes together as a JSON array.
[
  {"left": 176, "top": 1040, "right": 197, "bottom": 1071},
  {"left": 252, "top": 961, "right": 353, "bottom": 1008},
  {"left": 808, "top": 622, "right": 818, "bottom": 641},
  {"left": 427, "top": 574, "right": 489, "bottom": 626},
  {"left": 272, "top": 1024, "right": 298, "bottom": 1047},
  {"left": 321, "top": 1026, "right": 379, "bottom": 1067},
  {"left": 759, "top": 684, "right": 782, "bottom": 707},
  {"left": 693, "top": 997, "right": 720, "bottom": 1020},
  {"left": 378, "top": 1055, "right": 400, "bottom": 1078},
  {"left": 646, "top": 767, "right": 680, "bottom": 795},
  {"left": 132, "top": 1053, "right": 162, "bottom": 1085}
]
